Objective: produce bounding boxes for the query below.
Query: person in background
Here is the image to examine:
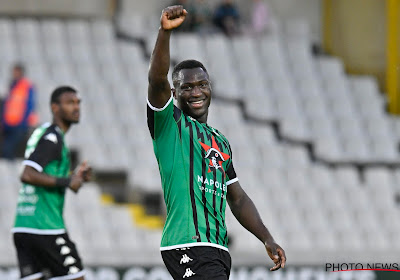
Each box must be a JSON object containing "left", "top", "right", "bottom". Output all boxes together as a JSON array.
[
  {"left": 191, "top": 0, "right": 213, "bottom": 34},
  {"left": 213, "top": 0, "right": 241, "bottom": 36},
  {"left": 1, "top": 63, "right": 38, "bottom": 160},
  {"left": 13, "top": 86, "right": 91, "bottom": 280}
]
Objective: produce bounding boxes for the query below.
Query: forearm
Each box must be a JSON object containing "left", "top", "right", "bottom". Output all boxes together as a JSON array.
[
  {"left": 20, "top": 167, "right": 70, "bottom": 188},
  {"left": 230, "top": 194, "right": 275, "bottom": 244},
  {"left": 148, "top": 28, "right": 172, "bottom": 85}
]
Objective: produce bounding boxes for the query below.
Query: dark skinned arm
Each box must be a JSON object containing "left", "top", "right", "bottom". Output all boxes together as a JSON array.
[
  {"left": 227, "top": 181, "right": 286, "bottom": 271},
  {"left": 20, "top": 162, "right": 91, "bottom": 193},
  {"left": 148, "top": 5, "right": 187, "bottom": 108}
]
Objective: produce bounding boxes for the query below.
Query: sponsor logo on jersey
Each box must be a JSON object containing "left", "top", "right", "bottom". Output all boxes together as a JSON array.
[{"left": 199, "top": 136, "right": 230, "bottom": 174}]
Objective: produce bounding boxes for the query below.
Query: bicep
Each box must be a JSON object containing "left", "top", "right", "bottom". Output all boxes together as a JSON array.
[
  {"left": 148, "top": 79, "right": 172, "bottom": 109},
  {"left": 20, "top": 165, "right": 57, "bottom": 187},
  {"left": 227, "top": 181, "right": 245, "bottom": 207},
  {"left": 26, "top": 136, "right": 61, "bottom": 172}
]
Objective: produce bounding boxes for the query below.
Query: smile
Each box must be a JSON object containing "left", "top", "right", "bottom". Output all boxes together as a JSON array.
[{"left": 188, "top": 100, "right": 205, "bottom": 108}]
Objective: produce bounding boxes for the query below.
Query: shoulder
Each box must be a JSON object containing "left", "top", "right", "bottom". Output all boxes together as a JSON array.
[
  {"left": 209, "top": 125, "right": 230, "bottom": 143},
  {"left": 40, "top": 124, "right": 63, "bottom": 146}
]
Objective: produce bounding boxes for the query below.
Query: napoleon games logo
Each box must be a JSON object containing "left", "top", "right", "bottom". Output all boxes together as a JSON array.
[{"left": 199, "top": 136, "right": 230, "bottom": 174}]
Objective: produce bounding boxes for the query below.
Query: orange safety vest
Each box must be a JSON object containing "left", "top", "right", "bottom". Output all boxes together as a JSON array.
[{"left": 3, "top": 78, "right": 37, "bottom": 127}]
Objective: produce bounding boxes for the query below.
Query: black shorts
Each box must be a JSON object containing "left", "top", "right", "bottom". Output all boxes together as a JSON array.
[
  {"left": 161, "top": 246, "right": 231, "bottom": 279},
  {"left": 13, "top": 232, "right": 84, "bottom": 280}
]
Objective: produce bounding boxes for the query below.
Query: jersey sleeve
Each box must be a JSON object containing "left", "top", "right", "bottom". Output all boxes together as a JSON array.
[
  {"left": 225, "top": 143, "right": 238, "bottom": 186},
  {"left": 226, "top": 161, "right": 238, "bottom": 186},
  {"left": 147, "top": 95, "right": 178, "bottom": 140},
  {"left": 23, "top": 132, "right": 62, "bottom": 172}
]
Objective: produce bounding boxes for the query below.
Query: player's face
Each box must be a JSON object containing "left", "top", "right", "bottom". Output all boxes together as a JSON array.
[
  {"left": 58, "top": 92, "right": 81, "bottom": 124},
  {"left": 12, "top": 67, "right": 23, "bottom": 81},
  {"left": 174, "top": 68, "right": 211, "bottom": 123}
]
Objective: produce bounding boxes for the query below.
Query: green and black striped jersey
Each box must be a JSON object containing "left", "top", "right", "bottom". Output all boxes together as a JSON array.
[{"left": 147, "top": 96, "right": 238, "bottom": 251}]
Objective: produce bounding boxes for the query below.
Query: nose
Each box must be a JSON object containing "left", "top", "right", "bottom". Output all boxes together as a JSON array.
[
  {"left": 74, "top": 101, "right": 80, "bottom": 111},
  {"left": 191, "top": 85, "right": 202, "bottom": 96}
]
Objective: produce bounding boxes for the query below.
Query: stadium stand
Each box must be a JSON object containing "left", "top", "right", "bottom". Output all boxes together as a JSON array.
[{"left": 0, "top": 14, "right": 399, "bottom": 268}]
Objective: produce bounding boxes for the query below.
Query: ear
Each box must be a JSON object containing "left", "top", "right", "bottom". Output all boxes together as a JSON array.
[
  {"left": 172, "top": 88, "right": 177, "bottom": 99},
  {"left": 51, "top": 103, "right": 59, "bottom": 115}
]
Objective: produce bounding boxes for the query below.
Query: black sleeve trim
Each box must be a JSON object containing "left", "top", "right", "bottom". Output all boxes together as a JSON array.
[{"left": 226, "top": 162, "right": 237, "bottom": 183}]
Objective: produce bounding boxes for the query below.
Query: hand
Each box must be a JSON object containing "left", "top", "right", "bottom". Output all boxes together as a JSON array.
[
  {"left": 69, "top": 174, "right": 83, "bottom": 193},
  {"left": 160, "top": 5, "right": 188, "bottom": 31},
  {"left": 265, "top": 241, "right": 286, "bottom": 271},
  {"left": 75, "top": 160, "right": 92, "bottom": 182}
]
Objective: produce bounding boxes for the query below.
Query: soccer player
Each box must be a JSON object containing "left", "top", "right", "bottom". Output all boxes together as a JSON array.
[
  {"left": 12, "top": 86, "right": 91, "bottom": 280},
  {"left": 147, "top": 5, "right": 286, "bottom": 279}
]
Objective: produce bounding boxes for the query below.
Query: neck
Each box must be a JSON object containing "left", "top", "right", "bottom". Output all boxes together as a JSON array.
[
  {"left": 53, "top": 118, "right": 70, "bottom": 134},
  {"left": 197, "top": 117, "right": 207, "bottom": 123},
  {"left": 196, "top": 112, "right": 208, "bottom": 123}
]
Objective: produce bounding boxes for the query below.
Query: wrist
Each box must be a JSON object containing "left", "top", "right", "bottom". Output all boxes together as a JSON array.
[
  {"left": 264, "top": 236, "right": 275, "bottom": 246},
  {"left": 55, "top": 177, "right": 71, "bottom": 187},
  {"left": 159, "top": 27, "right": 172, "bottom": 33}
]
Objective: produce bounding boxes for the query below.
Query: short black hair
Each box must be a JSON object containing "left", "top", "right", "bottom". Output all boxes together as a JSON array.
[
  {"left": 13, "top": 63, "right": 25, "bottom": 74},
  {"left": 172, "top": 60, "right": 208, "bottom": 84},
  {"left": 50, "top": 86, "right": 77, "bottom": 104}
]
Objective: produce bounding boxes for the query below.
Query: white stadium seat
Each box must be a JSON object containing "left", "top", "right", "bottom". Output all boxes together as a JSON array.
[{"left": 1, "top": 15, "right": 398, "bottom": 266}]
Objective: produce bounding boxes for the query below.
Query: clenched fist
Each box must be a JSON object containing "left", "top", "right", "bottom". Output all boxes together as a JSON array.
[{"left": 160, "top": 5, "right": 188, "bottom": 31}]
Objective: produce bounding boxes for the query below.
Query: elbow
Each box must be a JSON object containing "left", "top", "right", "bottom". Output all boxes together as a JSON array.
[
  {"left": 148, "top": 77, "right": 163, "bottom": 88},
  {"left": 20, "top": 169, "right": 33, "bottom": 184},
  {"left": 20, "top": 172, "right": 29, "bottom": 184}
]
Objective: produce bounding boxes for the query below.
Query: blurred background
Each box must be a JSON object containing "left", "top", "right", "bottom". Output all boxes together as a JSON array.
[{"left": 0, "top": 0, "right": 399, "bottom": 279}]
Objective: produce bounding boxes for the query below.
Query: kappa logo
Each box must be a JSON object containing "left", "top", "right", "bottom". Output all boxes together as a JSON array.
[
  {"left": 68, "top": 266, "right": 80, "bottom": 274},
  {"left": 183, "top": 268, "right": 195, "bottom": 278},
  {"left": 63, "top": 256, "right": 76, "bottom": 266},
  {"left": 199, "top": 136, "right": 230, "bottom": 174},
  {"left": 56, "top": 237, "right": 66, "bottom": 245},
  {"left": 44, "top": 133, "right": 58, "bottom": 144},
  {"left": 60, "top": 246, "right": 71, "bottom": 255},
  {"left": 180, "top": 254, "right": 193, "bottom": 264}
]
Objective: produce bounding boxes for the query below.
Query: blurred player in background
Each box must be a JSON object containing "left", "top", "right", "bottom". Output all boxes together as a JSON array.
[
  {"left": 1, "top": 63, "right": 38, "bottom": 160},
  {"left": 147, "top": 5, "right": 286, "bottom": 279},
  {"left": 12, "top": 86, "right": 91, "bottom": 280}
]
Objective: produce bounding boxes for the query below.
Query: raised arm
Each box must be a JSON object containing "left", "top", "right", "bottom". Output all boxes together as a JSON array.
[
  {"left": 227, "top": 181, "right": 286, "bottom": 271},
  {"left": 148, "top": 6, "right": 188, "bottom": 108}
]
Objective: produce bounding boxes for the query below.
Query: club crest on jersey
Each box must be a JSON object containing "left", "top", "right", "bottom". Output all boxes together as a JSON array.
[{"left": 199, "top": 136, "right": 230, "bottom": 174}]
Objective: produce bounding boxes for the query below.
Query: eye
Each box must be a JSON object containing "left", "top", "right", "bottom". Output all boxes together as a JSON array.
[
  {"left": 200, "top": 82, "right": 208, "bottom": 88},
  {"left": 182, "top": 85, "right": 192, "bottom": 91}
]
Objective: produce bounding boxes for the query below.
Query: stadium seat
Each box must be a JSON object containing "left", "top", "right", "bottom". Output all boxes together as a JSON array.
[{"left": 1, "top": 15, "right": 399, "bottom": 266}]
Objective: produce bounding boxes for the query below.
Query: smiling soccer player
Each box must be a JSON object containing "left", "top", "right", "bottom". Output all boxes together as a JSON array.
[{"left": 147, "top": 5, "right": 286, "bottom": 279}]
